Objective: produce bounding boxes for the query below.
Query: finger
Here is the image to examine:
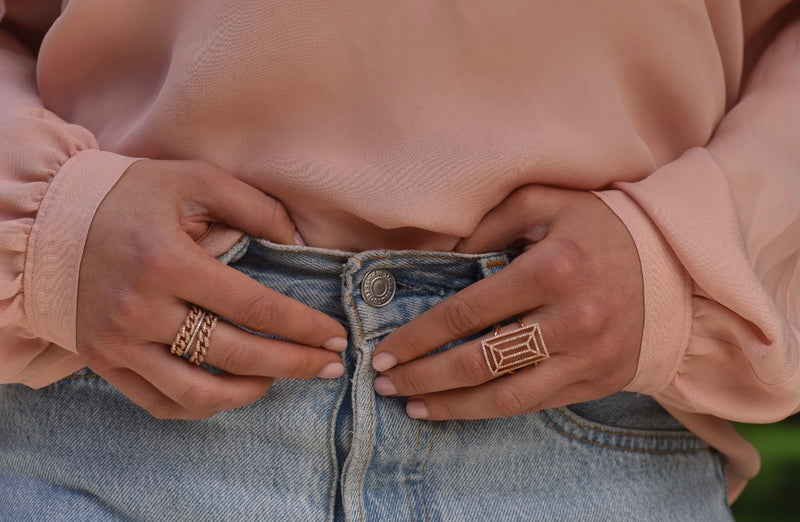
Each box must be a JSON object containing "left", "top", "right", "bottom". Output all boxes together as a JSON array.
[
  {"left": 99, "top": 366, "right": 220, "bottom": 420},
  {"left": 203, "top": 325, "right": 346, "bottom": 378},
  {"left": 151, "top": 302, "right": 345, "bottom": 379},
  {"left": 155, "top": 235, "right": 348, "bottom": 350},
  {"left": 121, "top": 341, "right": 278, "bottom": 414},
  {"left": 373, "top": 241, "right": 574, "bottom": 371},
  {"left": 189, "top": 162, "right": 298, "bottom": 245},
  {"left": 375, "top": 320, "right": 556, "bottom": 396},
  {"left": 401, "top": 355, "right": 582, "bottom": 420},
  {"left": 456, "top": 185, "right": 585, "bottom": 254}
]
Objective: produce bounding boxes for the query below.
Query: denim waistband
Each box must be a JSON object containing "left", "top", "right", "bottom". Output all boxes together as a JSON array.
[
  {"left": 220, "top": 235, "right": 513, "bottom": 341},
  {"left": 0, "top": 236, "right": 727, "bottom": 521}
]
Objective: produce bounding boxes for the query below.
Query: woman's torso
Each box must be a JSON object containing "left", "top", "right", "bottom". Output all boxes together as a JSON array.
[{"left": 37, "top": 0, "right": 735, "bottom": 250}]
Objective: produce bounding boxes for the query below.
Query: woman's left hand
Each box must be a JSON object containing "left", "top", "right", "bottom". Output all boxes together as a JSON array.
[{"left": 371, "top": 185, "right": 644, "bottom": 420}]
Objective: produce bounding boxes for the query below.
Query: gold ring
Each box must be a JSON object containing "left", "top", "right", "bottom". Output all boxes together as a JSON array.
[
  {"left": 188, "top": 312, "right": 218, "bottom": 365},
  {"left": 481, "top": 320, "right": 549, "bottom": 376},
  {"left": 170, "top": 305, "right": 218, "bottom": 365},
  {"left": 170, "top": 306, "right": 204, "bottom": 357}
]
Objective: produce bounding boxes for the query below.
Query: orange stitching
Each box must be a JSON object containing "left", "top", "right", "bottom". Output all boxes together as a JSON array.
[
  {"left": 349, "top": 293, "right": 366, "bottom": 343},
  {"left": 542, "top": 410, "right": 707, "bottom": 453},
  {"left": 64, "top": 372, "right": 97, "bottom": 379}
]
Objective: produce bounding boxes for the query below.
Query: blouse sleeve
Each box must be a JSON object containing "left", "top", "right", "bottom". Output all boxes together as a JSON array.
[
  {"left": 595, "top": 6, "right": 799, "bottom": 423},
  {"left": 0, "top": 2, "right": 138, "bottom": 386}
]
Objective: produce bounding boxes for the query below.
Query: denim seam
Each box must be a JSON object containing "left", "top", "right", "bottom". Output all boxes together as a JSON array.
[
  {"left": 326, "top": 378, "right": 349, "bottom": 522},
  {"left": 420, "top": 423, "right": 435, "bottom": 522},
  {"left": 349, "top": 292, "right": 367, "bottom": 344},
  {"left": 351, "top": 344, "right": 375, "bottom": 521},
  {"left": 542, "top": 410, "right": 708, "bottom": 454},
  {"left": 554, "top": 408, "right": 701, "bottom": 440},
  {"left": 356, "top": 375, "right": 376, "bottom": 522},
  {"left": 403, "top": 424, "right": 423, "bottom": 522},
  {"left": 340, "top": 258, "right": 375, "bottom": 522}
]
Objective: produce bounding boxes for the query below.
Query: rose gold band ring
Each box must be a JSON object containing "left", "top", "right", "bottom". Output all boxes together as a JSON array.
[{"left": 170, "top": 305, "right": 218, "bottom": 366}]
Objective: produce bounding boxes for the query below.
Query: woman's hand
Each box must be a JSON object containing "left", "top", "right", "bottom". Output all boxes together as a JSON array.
[
  {"left": 77, "top": 159, "right": 347, "bottom": 419},
  {"left": 371, "top": 185, "right": 644, "bottom": 420}
]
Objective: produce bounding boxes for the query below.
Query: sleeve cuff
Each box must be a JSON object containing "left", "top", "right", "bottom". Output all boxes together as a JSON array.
[
  {"left": 593, "top": 189, "right": 693, "bottom": 394},
  {"left": 24, "top": 150, "right": 140, "bottom": 351}
]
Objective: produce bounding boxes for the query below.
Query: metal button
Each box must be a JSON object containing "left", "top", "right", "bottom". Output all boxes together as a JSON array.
[{"left": 361, "top": 269, "right": 396, "bottom": 307}]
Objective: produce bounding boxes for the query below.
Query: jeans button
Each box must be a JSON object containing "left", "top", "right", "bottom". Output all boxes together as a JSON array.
[{"left": 361, "top": 269, "right": 396, "bottom": 307}]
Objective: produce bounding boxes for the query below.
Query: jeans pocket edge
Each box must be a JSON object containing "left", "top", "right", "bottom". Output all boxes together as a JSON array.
[{"left": 542, "top": 407, "right": 709, "bottom": 454}]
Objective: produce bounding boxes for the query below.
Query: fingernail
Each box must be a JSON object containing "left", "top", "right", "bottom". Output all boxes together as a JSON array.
[
  {"left": 373, "top": 376, "right": 398, "bottom": 396},
  {"left": 372, "top": 352, "right": 397, "bottom": 372},
  {"left": 322, "top": 336, "right": 348, "bottom": 352},
  {"left": 293, "top": 231, "right": 306, "bottom": 246},
  {"left": 406, "top": 400, "right": 429, "bottom": 419},
  {"left": 318, "top": 362, "right": 344, "bottom": 379}
]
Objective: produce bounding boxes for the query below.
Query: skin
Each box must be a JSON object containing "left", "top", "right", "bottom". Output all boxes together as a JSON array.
[
  {"left": 78, "top": 163, "right": 643, "bottom": 422},
  {"left": 371, "top": 185, "right": 645, "bottom": 420},
  {"left": 77, "top": 159, "right": 348, "bottom": 419}
]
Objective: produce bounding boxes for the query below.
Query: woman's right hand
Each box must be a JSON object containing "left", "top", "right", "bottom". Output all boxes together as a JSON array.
[{"left": 76, "top": 159, "right": 347, "bottom": 419}]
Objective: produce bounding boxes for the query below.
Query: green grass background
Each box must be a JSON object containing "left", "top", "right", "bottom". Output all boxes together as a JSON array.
[{"left": 731, "top": 416, "right": 799, "bottom": 521}]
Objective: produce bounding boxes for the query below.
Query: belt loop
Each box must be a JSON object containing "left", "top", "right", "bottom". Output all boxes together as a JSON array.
[
  {"left": 478, "top": 253, "right": 509, "bottom": 279},
  {"left": 216, "top": 234, "right": 251, "bottom": 265}
]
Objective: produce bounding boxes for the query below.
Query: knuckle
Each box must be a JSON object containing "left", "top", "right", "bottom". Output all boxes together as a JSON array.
[
  {"left": 236, "top": 293, "right": 279, "bottom": 328},
  {"left": 284, "top": 355, "right": 318, "bottom": 379},
  {"left": 441, "top": 296, "right": 483, "bottom": 337},
  {"left": 399, "top": 369, "right": 428, "bottom": 396},
  {"left": 177, "top": 382, "right": 218, "bottom": 412},
  {"left": 455, "top": 351, "right": 491, "bottom": 383},
  {"left": 539, "top": 238, "right": 584, "bottom": 290},
  {"left": 217, "top": 339, "right": 255, "bottom": 374},
  {"left": 492, "top": 383, "right": 529, "bottom": 417}
]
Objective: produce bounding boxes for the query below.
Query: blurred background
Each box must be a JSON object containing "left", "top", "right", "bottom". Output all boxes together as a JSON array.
[{"left": 731, "top": 415, "right": 799, "bottom": 521}]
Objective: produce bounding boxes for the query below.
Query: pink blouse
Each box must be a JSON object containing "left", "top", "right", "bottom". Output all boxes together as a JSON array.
[{"left": 0, "top": 0, "right": 797, "bottom": 501}]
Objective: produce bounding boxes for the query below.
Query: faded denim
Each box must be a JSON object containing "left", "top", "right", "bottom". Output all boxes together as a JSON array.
[{"left": 0, "top": 236, "right": 732, "bottom": 520}]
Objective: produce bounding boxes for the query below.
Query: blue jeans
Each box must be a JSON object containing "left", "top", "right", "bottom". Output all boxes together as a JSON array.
[{"left": 0, "top": 237, "right": 732, "bottom": 520}]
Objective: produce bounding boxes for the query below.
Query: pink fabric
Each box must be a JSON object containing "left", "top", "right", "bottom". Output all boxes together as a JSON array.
[{"left": 0, "top": 0, "right": 797, "bottom": 500}]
